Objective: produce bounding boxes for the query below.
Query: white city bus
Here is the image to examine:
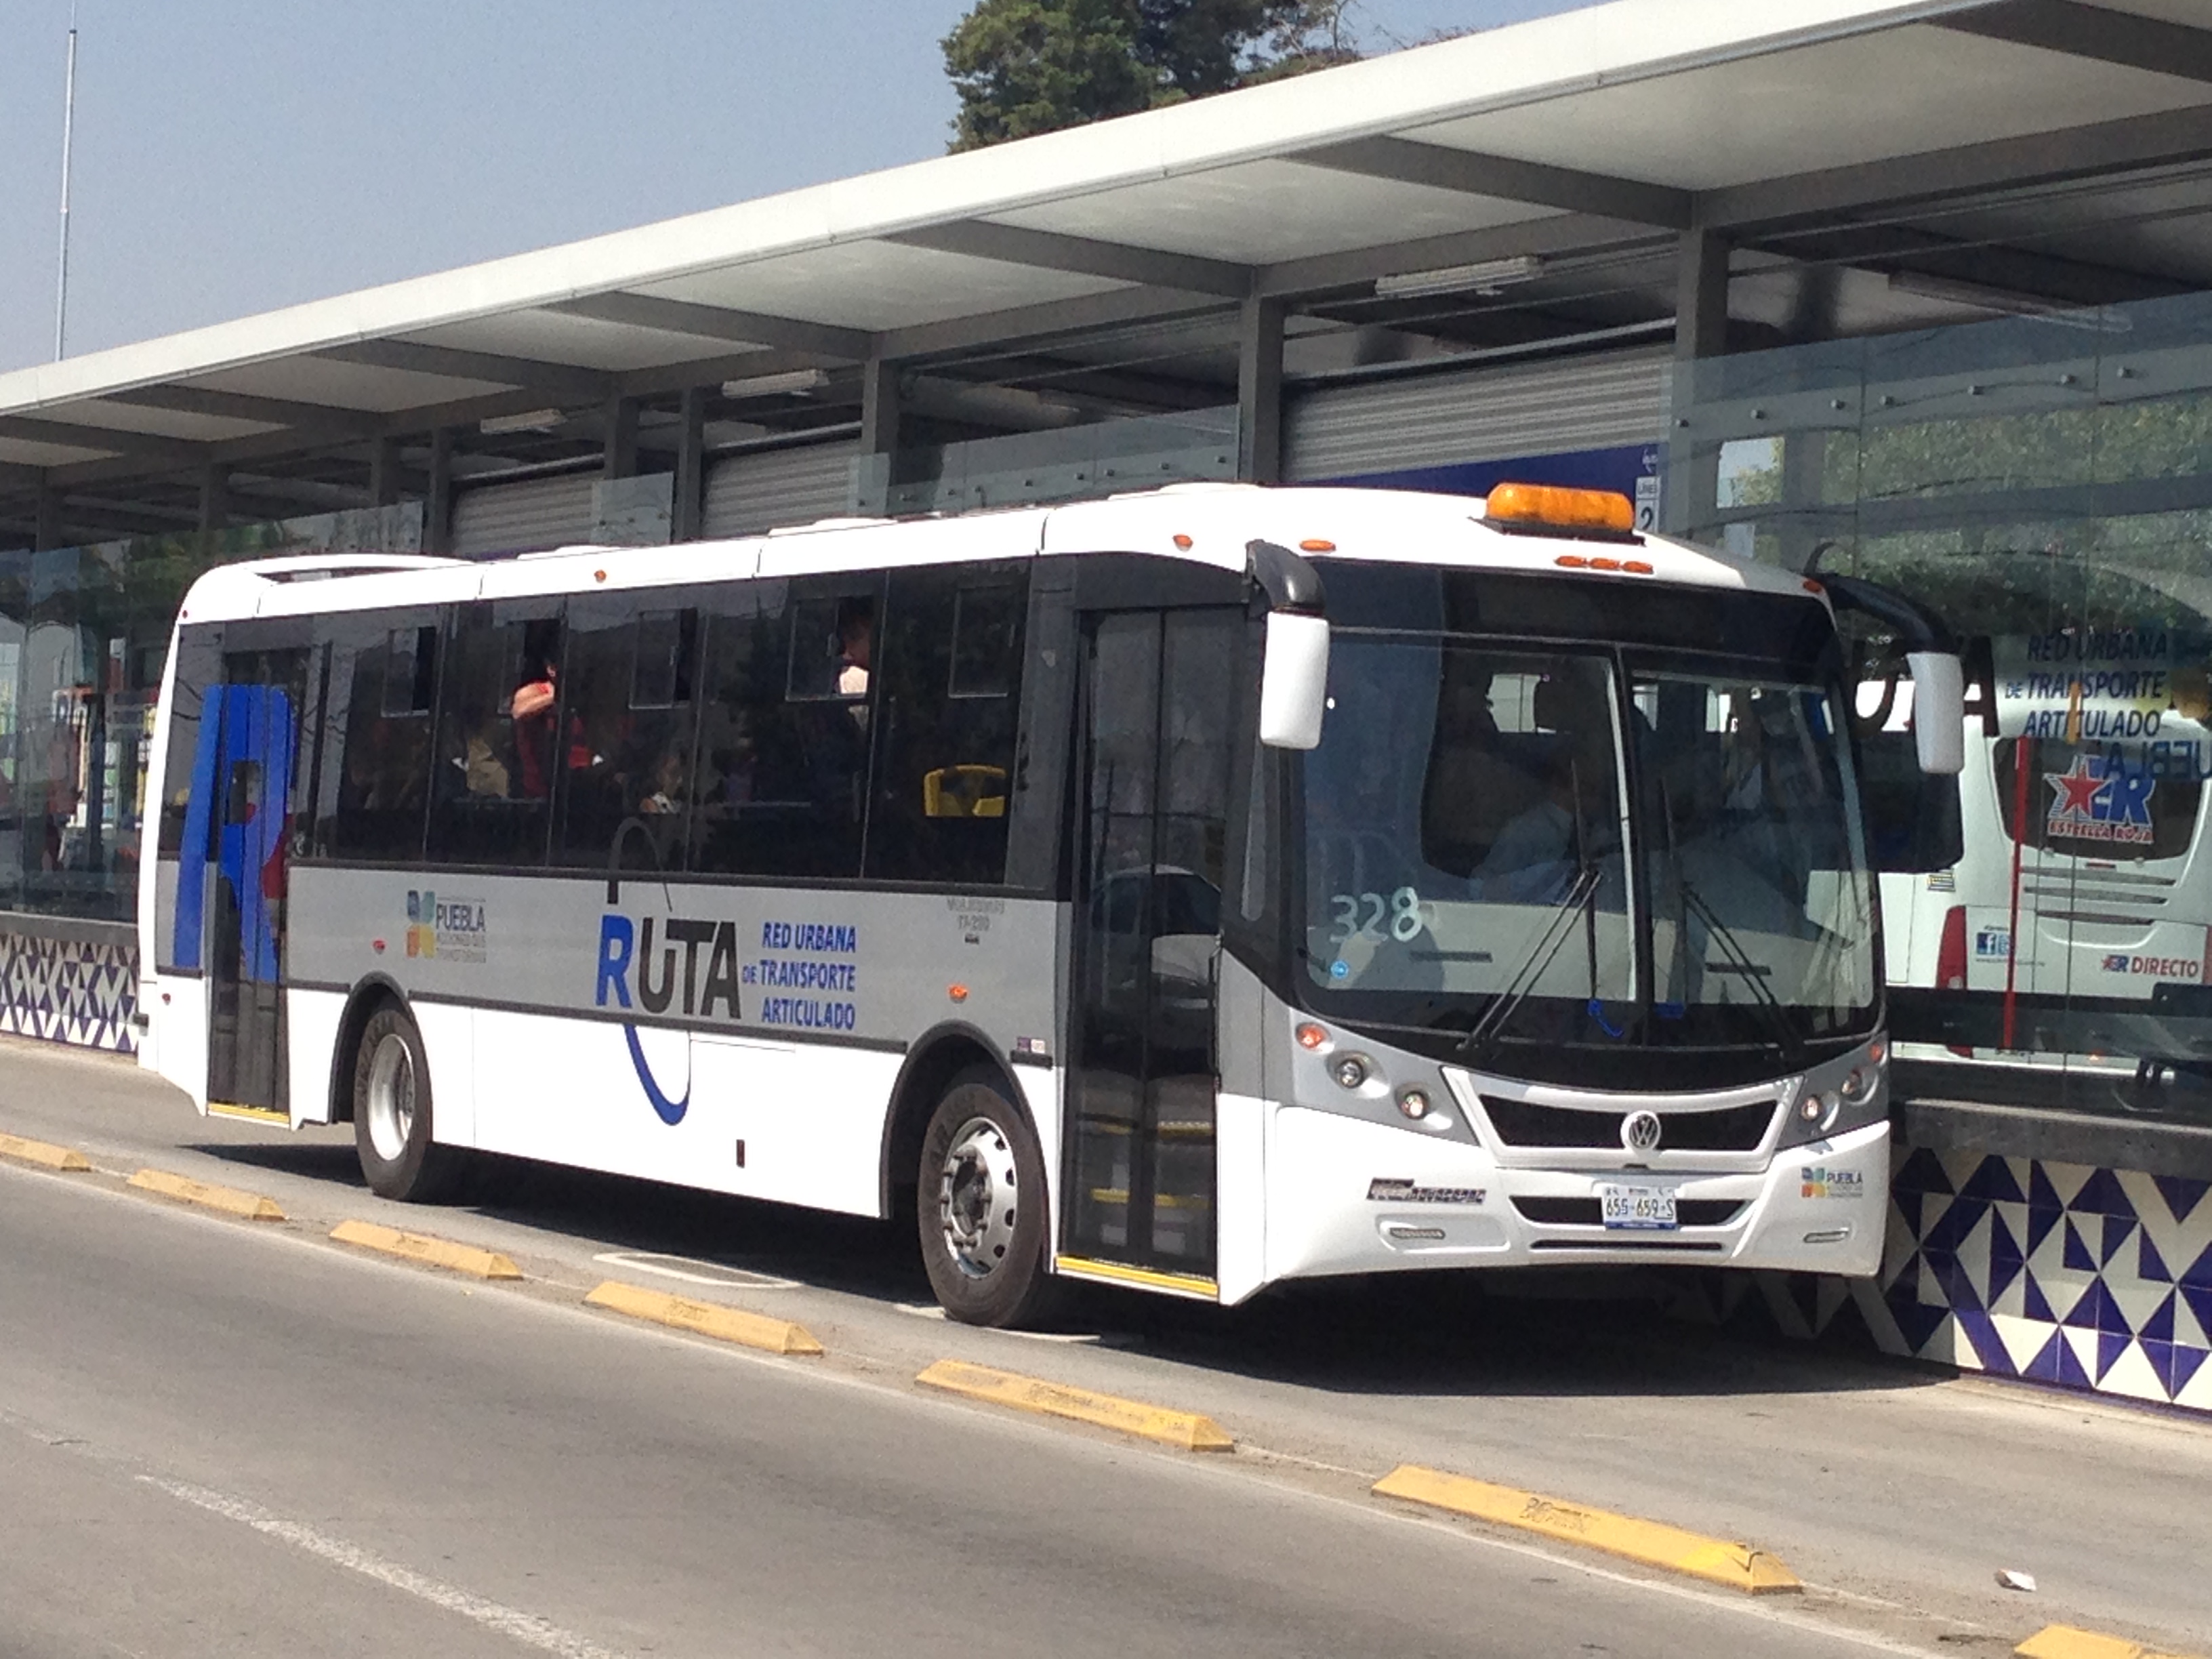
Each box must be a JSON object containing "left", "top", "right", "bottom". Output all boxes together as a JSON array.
[{"left": 137, "top": 483, "right": 1961, "bottom": 1324}]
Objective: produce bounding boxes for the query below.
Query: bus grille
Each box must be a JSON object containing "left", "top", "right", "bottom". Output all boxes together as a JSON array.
[{"left": 1478, "top": 1096, "right": 1776, "bottom": 1152}]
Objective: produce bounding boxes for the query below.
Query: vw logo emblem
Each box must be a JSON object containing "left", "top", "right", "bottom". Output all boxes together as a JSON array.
[{"left": 1621, "top": 1110, "right": 1663, "bottom": 1154}]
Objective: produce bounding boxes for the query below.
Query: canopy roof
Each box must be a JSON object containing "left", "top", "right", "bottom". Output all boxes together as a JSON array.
[{"left": 6, "top": 0, "right": 2211, "bottom": 533}]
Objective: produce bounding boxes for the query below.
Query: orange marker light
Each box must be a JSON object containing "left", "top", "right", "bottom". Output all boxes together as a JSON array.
[
  {"left": 594, "top": 569, "right": 608, "bottom": 583},
  {"left": 1803, "top": 577, "right": 1824, "bottom": 594},
  {"left": 1623, "top": 560, "right": 1654, "bottom": 575},
  {"left": 1172, "top": 533, "right": 1193, "bottom": 550},
  {"left": 947, "top": 984, "right": 969, "bottom": 1004},
  {"left": 1487, "top": 483, "right": 1636, "bottom": 534},
  {"left": 1300, "top": 538, "right": 1336, "bottom": 553},
  {"left": 1589, "top": 556, "right": 1621, "bottom": 572},
  {"left": 1555, "top": 554, "right": 1590, "bottom": 569},
  {"left": 1295, "top": 1022, "right": 1329, "bottom": 1050}
]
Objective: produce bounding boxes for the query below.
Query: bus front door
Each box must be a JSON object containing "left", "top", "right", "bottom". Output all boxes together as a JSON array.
[
  {"left": 1062, "top": 609, "right": 1237, "bottom": 1290},
  {"left": 201, "top": 653, "right": 308, "bottom": 1117}
]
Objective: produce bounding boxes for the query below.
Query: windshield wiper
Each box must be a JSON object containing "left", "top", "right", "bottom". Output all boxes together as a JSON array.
[
  {"left": 1456, "top": 863, "right": 1603, "bottom": 1061},
  {"left": 1677, "top": 878, "right": 1800, "bottom": 1063}
]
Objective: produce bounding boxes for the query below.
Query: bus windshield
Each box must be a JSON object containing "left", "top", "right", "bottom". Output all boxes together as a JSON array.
[{"left": 1299, "top": 636, "right": 1877, "bottom": 1069}]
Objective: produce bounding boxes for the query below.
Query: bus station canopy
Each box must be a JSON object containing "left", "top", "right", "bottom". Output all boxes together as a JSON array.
[{"left": 5, "top": 0, "right": 2212, "bottom": 522}]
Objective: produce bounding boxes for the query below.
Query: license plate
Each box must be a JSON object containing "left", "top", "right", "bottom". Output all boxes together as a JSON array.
[{"left": 1598, "top": 1184, "right": 1677, "bottom": 1230}]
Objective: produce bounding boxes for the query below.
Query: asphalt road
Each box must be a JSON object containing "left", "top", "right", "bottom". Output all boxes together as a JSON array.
[{"left": 3, "top": 1037, "right": 2209, "bottom": 1657}]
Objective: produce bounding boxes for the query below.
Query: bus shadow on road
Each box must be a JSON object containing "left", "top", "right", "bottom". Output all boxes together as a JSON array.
[{"left": 181, "top": 1136, "right": 1925, "bottom": 1402}]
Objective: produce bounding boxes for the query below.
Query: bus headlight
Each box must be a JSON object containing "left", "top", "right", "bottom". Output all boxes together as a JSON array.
[
  {"left": 1839, "top": 1065, "right": 1880, "bottom": 1107},
  {"left": 1332, "top": 1054, "right": 1372, "bottom": 1090}
]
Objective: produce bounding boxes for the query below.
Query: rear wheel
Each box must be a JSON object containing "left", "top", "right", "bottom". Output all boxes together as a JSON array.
[
  {"left": 353, "top": 1004, "right": 463, "bottom": 1202},
  {"left": 918, "top": 1069, "right": 1057, "bottom": 1328}
]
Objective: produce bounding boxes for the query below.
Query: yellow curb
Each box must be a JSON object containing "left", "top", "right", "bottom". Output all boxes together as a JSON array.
[
  {"left": 0, "top": 1131, "right": 92, "bottom": 1172},
  {"left": 1372, "top": 1465, "right": 1800, "bottom": 1595},
  {"left": 915, "top": 1357, "right": 1233, "bottom": 1452},
  {"left": 126, "top": 1168, "right": 285, "bottom": 1222},
  {"left": 2018, "top": 1626, "right": 2205, "bottom": 1659},
  {"left": 330, "top": 1219, "right": 523, "bottom": 1281},
  {"left": 584, "top": 1281, "right": 823, "bottom": 1356}
]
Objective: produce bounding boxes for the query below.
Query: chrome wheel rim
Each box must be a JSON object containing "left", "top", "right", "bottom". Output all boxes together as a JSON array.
[
  {"left": 365, "top": 1033, "right": 415, "bottom": 1164},
  {"left": 937, "top": 1115, "right": 1019, "bottom": 1281}
]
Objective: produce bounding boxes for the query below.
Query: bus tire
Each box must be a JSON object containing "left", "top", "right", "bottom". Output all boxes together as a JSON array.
[
  {"left": 918, "top": 1068, "right": 1056, "bottom": 1328},
  {"left": 353, "top": 1005, "right": 462, "bottom": 1204}
]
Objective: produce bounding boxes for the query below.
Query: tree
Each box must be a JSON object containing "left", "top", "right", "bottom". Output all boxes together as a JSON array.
[{"left": 943, "top": 0, "right": 1357, "bottom": 152}]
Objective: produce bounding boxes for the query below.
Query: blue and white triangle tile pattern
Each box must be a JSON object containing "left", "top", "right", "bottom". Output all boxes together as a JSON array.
[{"left": 0, "top": 933, "right": 136, "bottom": 1055}]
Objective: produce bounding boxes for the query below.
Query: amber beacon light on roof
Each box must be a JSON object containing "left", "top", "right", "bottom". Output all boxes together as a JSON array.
[{"left": 1481, "top": 483, "right": 1639, "bottom": 539}]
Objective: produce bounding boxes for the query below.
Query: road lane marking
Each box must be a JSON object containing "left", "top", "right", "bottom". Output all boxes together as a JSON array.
[
  {"left": 916, "top": 1358, "right": 1233, "bottom": 1451},
  {"left": 584, "top": 1280, "right": 823, "bottom": 1355},
  {"left": 136, "top": 1476, "right": 626, "bottom": 1659},
  {"left": 589, "top": 1250, "right": 797, "bottom": 1290},
  {"left": 125, "top": 1167, "right": 285, "bottom": 1221},
  {"left": 2018, "top": 1626, "right": 2205, "bottom": 1658},
  {"left": 1374, "top": 1464, "right": 1801, "bottom": 1595},
  {"left": 0, "top": 1131, "right": 92, "bottom": 1171},
  {"left": 332, "top": 1219, "right": 524, "bottom": 1280}
]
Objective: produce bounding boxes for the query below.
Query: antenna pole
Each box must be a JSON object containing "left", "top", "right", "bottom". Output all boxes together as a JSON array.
[{"left": 54, "top": 0, "right": 81, "bottom": 361}]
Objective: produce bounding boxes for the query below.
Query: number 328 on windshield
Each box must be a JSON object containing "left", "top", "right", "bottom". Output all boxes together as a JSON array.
[{"left": 1330, "top": 888, "right": 1427, "bottom": 945}]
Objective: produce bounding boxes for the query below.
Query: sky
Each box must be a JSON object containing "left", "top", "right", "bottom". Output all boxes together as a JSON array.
[{"left": 0, "top": 1, "right": 1582, "bottom": 375}]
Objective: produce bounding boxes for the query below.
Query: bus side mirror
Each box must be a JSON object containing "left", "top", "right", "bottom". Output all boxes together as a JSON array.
[
  {"left": 1259, "top": 611, "right": 1330, "bottom": 750},
  {"left": 1907, "top": 651, "right": 1965, "bottom": 775}
]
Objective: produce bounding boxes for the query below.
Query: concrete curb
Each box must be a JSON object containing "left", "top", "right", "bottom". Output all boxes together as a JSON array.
[
  {"left": 1372, "top": 1464, "right": 1801, "bottom": 1595},
  {"left": 126, "top": 1168, "right": 285, "bottom": 1222},
  {"left": 331, "top": 1219, "right": 523, "bottom": 1280},
  {"left": 0, "top": 1131, "right": 92, "bottom": 1172},
  {"left": 2017, "top": 1626, "right": 2205, "bottom": 1659},
  {"left": 584, "top": 1281, "right": 823, "bottom": 1355},
  {"left": 916, "top": 1358, "right": 1233, "bottom": 1452}
]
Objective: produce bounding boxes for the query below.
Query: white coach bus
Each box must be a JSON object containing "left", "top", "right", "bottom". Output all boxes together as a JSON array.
[{"left": 136, "top": 483, "right": 1963, "bottom": 1324}]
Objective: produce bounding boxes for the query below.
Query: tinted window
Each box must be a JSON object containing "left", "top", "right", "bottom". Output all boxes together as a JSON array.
[
  {"left": 425, "top": 602, "right": 561, "bottom": 868},
  {"left": 691, "top": 577, "right": 878, "bottom": 880},
  {"left": 319, "top": 615, "right": 437, "bottom": 863},
  {"left": 865, "top": 565, "right": 1027, "bottom": 884},
  {"left": 553, "top": 598, "right": 700, "bottom": 873},
  {"left": 157, "top": 623, "right": 224, "bottom": 857}
]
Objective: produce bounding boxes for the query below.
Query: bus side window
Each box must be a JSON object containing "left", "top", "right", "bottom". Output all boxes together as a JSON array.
[
  {"left": 154, "top": 623, "right": 225, "bottom": 970},
  {"left": 691, "top": 577, "right": 876, "bottom": 882},
  {"left": 425, "top": 603, "right": 561, "bottom": 869},
  {"left": 864, "top": 565, "right": 1028, "bottom": 884},
  {"left": 322, "top": 617, "right": 437, "bottom": 864},
  {"left": 552, "top": 598, "right": 699, "bottom": 872}
]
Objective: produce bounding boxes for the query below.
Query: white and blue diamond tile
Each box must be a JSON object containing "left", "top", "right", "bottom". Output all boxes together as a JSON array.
[
  {"left": 0, "top": 933, "right": 136, "bottom": 1054},
  {"left": 1887, "top": 1147, "right": 2212, "bottom": 1410}
]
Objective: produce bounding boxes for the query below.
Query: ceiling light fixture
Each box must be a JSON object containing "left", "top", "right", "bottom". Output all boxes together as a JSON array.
[
  {"left": 478, "top": 408, "right": 565, "bottom": 436},
  {"left": 1373, "top": 255, "right": 1544, "bottom": 302},
  {"left": 721, "top": 368, "right": 831, "bottom": 398}
]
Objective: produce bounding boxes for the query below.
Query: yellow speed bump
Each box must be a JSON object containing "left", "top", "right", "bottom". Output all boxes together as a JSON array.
[
  {"left": 916, "top": 1358, "right": 1233, "bottom": 1452},
  {"left": 331, "top": 1219, "right": 523, "bottom": 1280},
  {"left": 1373, "top": 1465, "right": 1800, "bottom": 1595},
  {"left": 2018, "top": 1626, "right": 2205, "bottom": 1659},
  {"left": 0, "top": 1131, "right": 92, "bottom": 1172},
  {"left": 585, "top": 1280, "right": 823, "bottom": 1356},
  {"left": 127, "top": 1167, "right": 285, "bottom": 1221}
]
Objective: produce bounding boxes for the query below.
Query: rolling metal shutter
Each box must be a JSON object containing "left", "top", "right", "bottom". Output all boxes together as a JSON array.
[
  {"left": 1284, "top": 348, "right": 1673, "bottom": 481},
  {"left": 448, "top": 472, "right": 595, "bottom": 558},
  {"left": 701, "top": 440, "right": 857, "bottom": 538}
]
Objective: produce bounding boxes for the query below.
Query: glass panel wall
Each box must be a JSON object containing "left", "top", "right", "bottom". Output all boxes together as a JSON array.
[
  {"left": 1672, "top": 289, "right": 2212, "bottom": 1125},
  {"left": 0, "top": 504, "right": 421, "bottom": 923}
]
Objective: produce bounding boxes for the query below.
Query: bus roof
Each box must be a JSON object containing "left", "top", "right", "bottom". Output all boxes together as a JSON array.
[{"left": 176, "top": 483, "right": 1821, "bottom": 627}]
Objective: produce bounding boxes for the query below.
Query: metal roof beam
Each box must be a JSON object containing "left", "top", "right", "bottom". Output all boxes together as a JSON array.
[
  {"left": 882, "top": 221, "right": 1254, "bottom": 299},
  {"left": 1293, "top": 136, "right": 1693, "bottom": 229},
  {"left": 878, "top": 287, "right": 1232, "bottom": 363},
  {"left": 1260, "top": 213, "right": 1669, "bottom": 298},
  {"left": 1702, "top": 104, "right": 2212, "bottom": 231},
  {"left": 545, "top": 293, "right": 872, "bottom": 360},
  {"left": 310, "top": 339, "right": 615, "bottom": 399},
  {"left": 0, "top": 415, "right": 208, "bottom": 464},
  {"left": 98, "top": 383, "right": 385, "bottom": 436},
  {"left": 1930, "top": 0, "right": 2212, "bottom": 84}
]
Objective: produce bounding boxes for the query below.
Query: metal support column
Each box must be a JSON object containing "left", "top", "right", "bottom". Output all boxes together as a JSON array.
[
  {"left": 1237, "top": 295, "right": 1286, "bottom": 485},
  {"left": 32, "top": 481, "right": 64, "bottom": 551},
  {"left": 602, "top": 396, "right": 640, "bottom": 479},
  {"left": 424, "top": 428, "right": 455, "bottom": 556},
  {"left": 198, "top": 464, "right": 230, "bottom": 534},
  {"left": 859, "top": 357, "right": 901, "bottom": 513},
  {"left": 368, "top": 434, "right": 401, "bottom": 507},
  {"left": 1664, "top": 229, "right": 1729, "bottom": 537},
  {"left": 673, "top": 385, "right": 707, "bottom": 543}
]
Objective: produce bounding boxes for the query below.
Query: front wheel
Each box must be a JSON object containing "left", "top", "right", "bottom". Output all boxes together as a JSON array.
[
  {"left": 917, "top": 1069, "right": 1057, "bottom": 1328},
  {"left": 353, "top": 1004, "right": 464, "bottom": 1203}
]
